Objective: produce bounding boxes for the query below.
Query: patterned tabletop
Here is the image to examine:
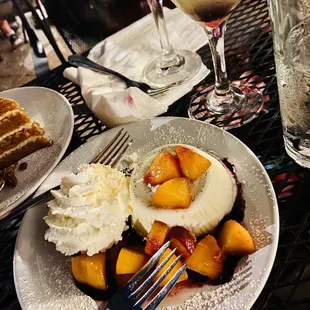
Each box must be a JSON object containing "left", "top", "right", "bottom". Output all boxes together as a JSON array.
[{"left": 1, "top": 0, "right": 310, "bottom": 309}]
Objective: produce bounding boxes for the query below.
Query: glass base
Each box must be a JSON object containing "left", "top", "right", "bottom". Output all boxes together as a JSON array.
[
  {"left": 284, "top": 134, "right": 310, "bottom": 169},
  {"left": 188, "top": 83, "right": 264, "bottom": 129},
  {"left": 143, "top": 50, "right": 202, "bottom": 87}
]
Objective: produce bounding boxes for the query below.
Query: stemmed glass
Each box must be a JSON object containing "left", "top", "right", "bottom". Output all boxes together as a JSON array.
[
  {"left": 143, "top": 0, "right": 202, "bottom": 87},
  {"left": 171, "top": 0, "right": 264, "bottom": 129}
]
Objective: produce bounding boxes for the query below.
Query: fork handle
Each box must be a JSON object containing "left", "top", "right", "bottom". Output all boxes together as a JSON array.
[
  {"left": 68, "top": 55, "right": 131, "bottom": 86},
  {"left": 0, "top": 185, "right": 59, "bottom": 227}
]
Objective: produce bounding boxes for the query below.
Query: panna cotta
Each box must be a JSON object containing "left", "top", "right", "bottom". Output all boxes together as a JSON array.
[{"left": 130, "top": 144, "right": 237, "bottom": 236}]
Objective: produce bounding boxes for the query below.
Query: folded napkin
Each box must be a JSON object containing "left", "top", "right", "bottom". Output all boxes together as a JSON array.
[{"left": 64, "top": 8, "right": 209, "bottom": 127}]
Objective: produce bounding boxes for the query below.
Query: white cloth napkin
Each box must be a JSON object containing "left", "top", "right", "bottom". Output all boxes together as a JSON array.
[{"left": 64, "top": 8, "right": 209, "bottom": 127}]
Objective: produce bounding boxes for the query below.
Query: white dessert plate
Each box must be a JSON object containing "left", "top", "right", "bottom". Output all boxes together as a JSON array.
[
  {"left": 14, "top": 117, "right": 279, "bottom": 310},
  {"left": 0, "top": 87, "right": 74, "bottom": 216}
]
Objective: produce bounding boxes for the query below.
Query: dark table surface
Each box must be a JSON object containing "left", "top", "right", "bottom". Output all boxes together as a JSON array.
[{"left": 1, "top": 0, "right": 310, "bottom": 309}]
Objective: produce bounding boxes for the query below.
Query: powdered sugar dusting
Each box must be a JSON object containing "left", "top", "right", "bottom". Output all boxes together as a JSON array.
[
  {"left": 15, "top": 251, "right": 97, "bottom": 310},
  {"left": 164, "top": 265, "right": 253, "bottom": 310},
  {"left": 14, "top": 118, "right": 278, "bottom": 310},
  {"left": 109, "top": 118, "right": 277, "bottom": 309},
  {"left": 14, "top": 208, "right": 97, "bottom": 310},
  {"left": 249, "top": 211, "right": 273, "bottom": 250}
]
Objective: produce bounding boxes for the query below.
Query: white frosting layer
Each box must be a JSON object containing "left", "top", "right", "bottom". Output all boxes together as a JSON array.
[
  {"left": 44, "top": 164, "right": 131, "bottom": 256},
  {"left": 0, "top": 108, "right": 22, "bottom": 122},
  {"left": 0, "top": 121, "right": 33, "bottom": 142}
]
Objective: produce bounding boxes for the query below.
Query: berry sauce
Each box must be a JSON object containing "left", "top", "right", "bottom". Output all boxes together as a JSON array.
[{"left": 75, "top": 157, "right": 246, "bottom": 300}]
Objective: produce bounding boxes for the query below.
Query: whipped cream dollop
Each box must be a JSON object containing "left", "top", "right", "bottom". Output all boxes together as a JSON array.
[{"left": 44, "top": 164, "right": 131, "bottom": 256}]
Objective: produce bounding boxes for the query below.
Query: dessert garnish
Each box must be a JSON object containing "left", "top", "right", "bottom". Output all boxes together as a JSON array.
[
  {"left": 145, "top": 220, "right": 170, "bottom": 256},
  {"left": 44, "top": 144, "right": 256, "bottom": 302},
  {"left": 71, "top": 252, "right": 107, "bottom": 291},
  {"left": 144, "top": 151, "right": 182, "bottom": 185},
  {"left": 218, "top": 219, "right": 256, "bottom": 255},
  {"left": 44, "top": 164, "right": 131, "bottom": 256},
  {"left": 19, "top": 162, "right": 28, "bottom": 171},
  {"left": 175, "top": 145, "right": 212, "bottom": 180},
  {"left": 130, "top": 144, "right": 237, "bottom": 236},
  {"left": 0, "top": 164, "right": 18, "bottom": 187},
  {"left": 151, "top": 177, "right": 192, "bottom": 209},
  {"left": 0, "top": 162, "right": 28, "bottom": 187},
  {"left": 116, "top": 248, "right": 148, "bottom": 275},
  {"left": 70, "top": 218, "right": 255, "bottom": 298}
]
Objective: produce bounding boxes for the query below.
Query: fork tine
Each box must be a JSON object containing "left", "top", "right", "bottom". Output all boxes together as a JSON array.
[
  {"left": 110, "top": 138, "right": 133, "bottom": 168},
  {"left": 131, "top": 248, "right": 178, "bottom": 298},
  {"left": 147, "top": 85, "right": 170, "bottom": 93},
  {"left": 143, "top": 264, "right": 188, "bottom": 310},
  {"left": 126, "top": 241, "right": 171, "bottom": 290},
  {"left": 90, "top": 128, "right": 123, "bottom": 164},
  {"left": 147, "top": 79, "right": 184, "bottom": 96},
  {"left": 99, "top": 131, "right": 130, "bottom": 165},
  {"left": 147, "top": 87, "right": 169, "bottom": 96},
  {"left": 133, "top": 254, "right": 182, "bottom": 307}
]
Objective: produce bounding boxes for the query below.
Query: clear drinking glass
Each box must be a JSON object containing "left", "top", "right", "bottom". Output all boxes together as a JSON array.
[
  {"left": 269, "top": 0, "right": 310, "bottom": 168},
  {"left": 171, "top": 0, "right": 264, "bottom": 129},
  {"left": 143, "top": 0, "right": 202, "bottom": 87}
]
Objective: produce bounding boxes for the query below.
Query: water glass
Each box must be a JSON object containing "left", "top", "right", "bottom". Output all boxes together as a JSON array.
[{"left": 269, "top": 0, "right": 310, "bottom": 168}]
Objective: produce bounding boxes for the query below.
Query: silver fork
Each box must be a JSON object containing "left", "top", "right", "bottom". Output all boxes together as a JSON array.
[
  {"left": 0, "top": 180, "right": 5, "bottom": 192},
  {"left": 68, "top": 55, "right": 181, "bottom": 97},
  {"left": 105, "top": 241, "right": 187, "bottom": 310},
  {"left": 0, "top": 128, "right": 132, "bottom": 226}
]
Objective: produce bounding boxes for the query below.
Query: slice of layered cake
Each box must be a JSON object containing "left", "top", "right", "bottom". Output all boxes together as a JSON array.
[{"left": 0, "top": 97, "right": 51, "bottom": 170}]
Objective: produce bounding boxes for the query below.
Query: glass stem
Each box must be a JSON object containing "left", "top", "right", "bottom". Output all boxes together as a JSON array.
[
  {"left": 147, "top": 0, "right": 184, "bottom": 70},
  {"left": 204, "top": 22, "right": 231, "bottom": 97}
]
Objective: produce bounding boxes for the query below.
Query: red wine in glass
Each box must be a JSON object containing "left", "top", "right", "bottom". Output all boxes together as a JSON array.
[
  {"left": 171, "top": 0, "right": 263, "bottom": 129},
  {"left": 174, "top": 0, "right": 241, "bottom": 26}
]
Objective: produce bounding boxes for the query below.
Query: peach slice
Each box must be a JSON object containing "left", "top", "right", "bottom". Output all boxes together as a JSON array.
[
  {"left": 151, "top": 178, "right": 191, "bottom": 209},
  {"left": 218, "top": 220, "right": 256, "bottom": 256},
  {"left": 175, "top": 146, "right": 211, "bottom": 180},
  {"left": 187, "top": 235, "right": 224, "bottom": 280},
  {"left": 154, "top": 248, "right": 188, "bottom": 287},
  {"left": 71, "top": 252, "right": 107, "bottom": 290},
  {"left": 144, "top": 151, "right": 182, "bottom": 186},
  {"left": 145, "top": 220, "right": 170, "bottom": 256},
  {"left": 116, "top": 248, "right": 149, "bottom": 275},
  {"left": 169, "top": 226, "right": 197, "bottom": 259}
]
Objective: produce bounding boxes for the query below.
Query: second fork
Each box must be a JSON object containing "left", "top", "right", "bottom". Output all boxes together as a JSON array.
[
  {"left": 0, "top": 128, "right": 132, "bottom": 226},
  {"left": 68, "top": 55, "right": 180, "bottom": 97}
]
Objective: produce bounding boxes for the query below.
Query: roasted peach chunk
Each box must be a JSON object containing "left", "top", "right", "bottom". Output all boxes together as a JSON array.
[
  {"left": 175, "top": 146, "right": 211, "bottom": 180},
  {"left": 71, "top": 252, "right": 107, "bottom": 290},
  {"left": 187, "top": 235, "right": 224, "bottom": 280},
  {"left": 218, "top": 220, "right": 256, "bottom": 256},
  {"left": 169, "top": 226, "right": 197, "bottom": 259},
  {"left": 144, "top": 152, "right": 182, "bottom": 186},
  {"left": 145, "top": 220, "right": 170, "bottom": 256},
  {"left": 154, "top": 248, "right": 188, "bottom": 287},
  {"left": 116, "top": 248, "right": 149, "bottom": 275},
  {"left": 151, "top": 178, "right": 191, "bottom": 209}
]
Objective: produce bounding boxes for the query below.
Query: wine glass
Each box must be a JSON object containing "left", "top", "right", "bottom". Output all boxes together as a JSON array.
[
  {"left": 171, "top": 0, "right": 264, "bottom": 129},
  {"left": 143, "top": 0, "right": 202, "bottom": 87}
]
